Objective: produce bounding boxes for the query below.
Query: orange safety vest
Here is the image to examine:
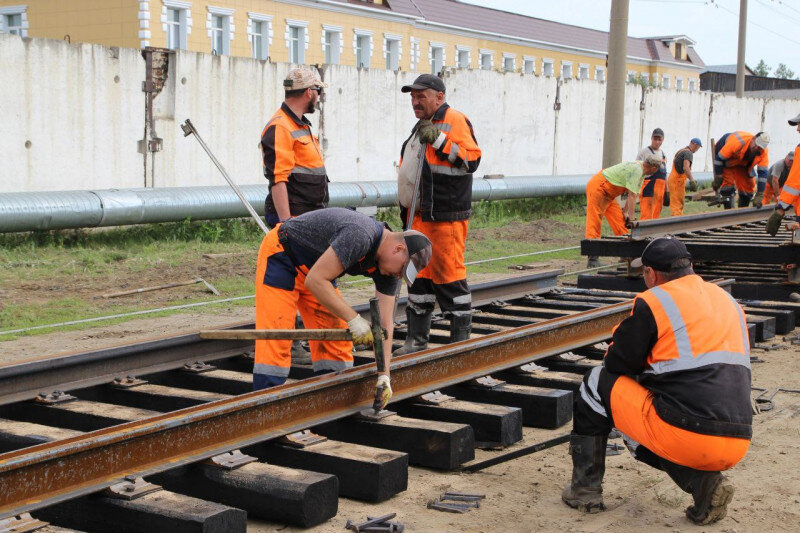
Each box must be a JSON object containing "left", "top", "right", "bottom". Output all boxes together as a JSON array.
[
  {"left": 636, "top": 275, "right": 752, "bottom": 438},
  {"left": 778, "top": 144, "right": 800, "bottom": 212},
  {"left": 714, "top": 131, "right": 769, "bottom": 178},
  {"left": 261, "top": 103, "right": 329, "bottom": 217}
]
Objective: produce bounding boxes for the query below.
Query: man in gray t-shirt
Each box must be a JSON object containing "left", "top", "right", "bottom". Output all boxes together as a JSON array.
[
  {"left": 636, "top": 128, "right": 668, "bottom": 220},
  {"left": 254, "top": 208, "right": 432, "bottom": 409},
  {"left": 764, "top": 151, "right": 794, "bottom": 205}
]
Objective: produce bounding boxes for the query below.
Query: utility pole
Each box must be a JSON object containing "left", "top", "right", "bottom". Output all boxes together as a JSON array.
[
  {"left": 602, "top": 0, "right": 629, "bottom": 167},
  {"left": 735, "top": 0, "right": 747, "bottom": 98}
]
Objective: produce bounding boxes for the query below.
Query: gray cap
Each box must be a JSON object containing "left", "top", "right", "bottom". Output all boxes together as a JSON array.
[
  {"left": 401, "top": 74, "right": 446, "bottom": 93},
  {"left": 754, "top": 132, "right": 770, "bottom": 149},
  {"left": 643, "top": 153, "right": 663, "bottom": 167},
  {"left": 283, "top": 67, "right": 328, "bottom": 90},
  {"left": 789, "top": 113, "right": 800, "bottom": 126},
  {"left": 402, "top": 230, "right": 432, "bottom": 285},
  {"left": 651, "top": 127, "right": 664, "bottom": 138}
]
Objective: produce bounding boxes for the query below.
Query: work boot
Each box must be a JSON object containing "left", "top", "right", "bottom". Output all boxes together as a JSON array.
[
  {"left": 392, "top": 310, "right": 432, "bottom": 356},
  {"left": 562, "top": 434, "right": 607, "bottom": 513},
  {"left": 449, "top": 314, "right": 472, "bottom": 343},
  {"left": 737, "top": 192, "right": 753, "bottom": 208},
  {"left": 661, "top": 461, "right": 735, "bottom": 525},
  {"left": 290, "top": 314, "right": 311, "bottom": 365},
  {"left": 586, "top": 256, "right": 602, "bottom": 269}
]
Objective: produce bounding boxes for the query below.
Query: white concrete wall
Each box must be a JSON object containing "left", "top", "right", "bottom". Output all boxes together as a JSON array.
[{"left": 2, "top": 34, "right": 800, "bottom": 193}]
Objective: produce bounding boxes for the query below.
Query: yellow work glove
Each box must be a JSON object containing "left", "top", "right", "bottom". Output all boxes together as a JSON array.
[
  {"left": 376, "top": 374, "right": 392, "bottom": 410},
  {"left": 347, "top": 315, "right": 374, "bottom": 346}
]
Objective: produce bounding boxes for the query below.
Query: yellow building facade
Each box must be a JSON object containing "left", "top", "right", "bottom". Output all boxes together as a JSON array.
[{"left": 0, "top": 0, "right": 704, "bottom": 90}]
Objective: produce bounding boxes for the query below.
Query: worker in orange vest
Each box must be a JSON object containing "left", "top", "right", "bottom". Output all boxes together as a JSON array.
[
  {"left": 712, "top": 131, "right": 770, "bottom": 208},
  {"left": 562, "top": 237, "right": 751, "bottom": 525},
  {"left": 767, "top": 112, "right": 800, "bottom": 235},
  {"left": 667, "top": 138, "right": 702, "bottom": 217},
  {"left": 637, "top": 128, "right": 668, "bottom": 220},
  {"left": 584, "top": 155, "right": 662, "bottom": 268}
]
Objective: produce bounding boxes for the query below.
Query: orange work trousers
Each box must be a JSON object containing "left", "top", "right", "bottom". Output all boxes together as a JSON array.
[
  {"left": 722, "top": 166, "right": 756, "bottom": 194},
  {"left": 763, "top": 182, "right": 776, "bottom": 205},
  {"left": 254, "top": 228, "right": 352, "bottom": 385},
  {"left": 668, "top": 170, "right": 687, "bottom": 216},
  {"left": 411, "top": 215, "right": 468, "bottom": 285},
  {"left": 639, "top": 178, "right": 666, "bottom": 220},
  {"left": 585, "top": 172, "right": 628, "bottom": 239},
  {"left": 610, "top": 376, "right": 750, "bottom": 471}
]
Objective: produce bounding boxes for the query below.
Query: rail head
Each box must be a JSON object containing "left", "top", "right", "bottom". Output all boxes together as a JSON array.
[{"left": 628, "top": 207, "right": 771, "bottom": 240}]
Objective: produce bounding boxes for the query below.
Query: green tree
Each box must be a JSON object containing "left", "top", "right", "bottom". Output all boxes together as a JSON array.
[
  {"left": 752, "top": 59, "right": 771, "bottom": 77},
  {"left": 774, "top": 63, "right": 796, "bottom": 80}
]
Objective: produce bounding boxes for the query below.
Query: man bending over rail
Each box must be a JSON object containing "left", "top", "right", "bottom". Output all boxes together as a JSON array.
[
  {"left": 254, "top": 208, "right": 432, "bottom": 409},
  {"left": 562, "top": 237, "right": 751, "bottom": 525}
]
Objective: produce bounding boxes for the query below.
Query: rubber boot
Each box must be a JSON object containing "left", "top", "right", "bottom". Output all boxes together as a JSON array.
[
  {"left": 661, "top": 462, "right": 735, "bottom": 525},
  {"left": 737, "top": 192, "right": 753, "bottom": 208},
  {"left": 586, "top": 256, "right": 602, "bottom": 269},
  {"left": 719, "top": 186, "right": 736, "bottom": 210},
  {"left": 562, "top": 434, "right": 607, "bottom": 513},
  {"left": 449, "top": 314, "right": 472, "bottom": 343},
  {"left": 392, "top": 310, "right": 432, "bottom": 356}
]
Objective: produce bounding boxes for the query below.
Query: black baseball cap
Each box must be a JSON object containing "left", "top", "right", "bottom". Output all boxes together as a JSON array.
[
  {"left": 630, "top": 236, "right": 692, "bottom": 272},
  {"left": 652, "top": 128, "right": 664, "bottom": 138},
  {"left": 402, "top": 230, "right": 432, "bottom": 285},
  {"left": 401, "top": 74, "right": 446, "bottom": 93}
]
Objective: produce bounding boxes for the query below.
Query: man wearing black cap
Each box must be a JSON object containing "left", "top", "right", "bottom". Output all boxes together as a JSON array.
[
  {"left": 767, "top": 112, "right": 800, "bottom": 235},
  {"left": 254, "top": 208, "right": 432, "bottom": 409},
  {"left": 636, "top": 128, "right": 668, "bottom": 220},
  {"left": 394, "top": 74, "right": 481, "bottom": 355},
  {"left": 562, "top": 237, "right": 751, "bottom": 526}
]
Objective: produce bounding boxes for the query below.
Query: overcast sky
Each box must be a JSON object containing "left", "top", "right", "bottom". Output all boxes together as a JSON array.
[{"left": 462, "top": 0, "right": 800, "bottom": 76}]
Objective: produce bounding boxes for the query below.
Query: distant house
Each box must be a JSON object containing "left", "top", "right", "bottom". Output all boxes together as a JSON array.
[
  {"left": 701, "top": 64, "right": 800, "bottom": 94},
  {"left": 0, "top": 0, "right": 704, "bottom": 90}
]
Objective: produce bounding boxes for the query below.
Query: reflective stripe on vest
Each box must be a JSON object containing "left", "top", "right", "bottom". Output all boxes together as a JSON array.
[{"left": 642, "top": 280, "right": 750, "bottom": 375}]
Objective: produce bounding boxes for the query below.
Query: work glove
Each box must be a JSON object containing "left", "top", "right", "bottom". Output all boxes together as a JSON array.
[
  {"left": 766, "top": 210, "right": 784, "bottom": 236},
  {"left": 712, "top": 174, "right": 723, "bottom": 192},
  {"left": 376, "top": 374, "right": 392, "bottom": 410},
  {"left": 347, "top": 315, "right": 374, "bottom": 346},
  {"left": 686, "top": 180, "right": 698, "bottom": 192},
  {"left": 752, "top": 191, "right": 764, "bottom": 209},
  {"left": 417, "top": 120, "right": 442, "bottom": 145}
]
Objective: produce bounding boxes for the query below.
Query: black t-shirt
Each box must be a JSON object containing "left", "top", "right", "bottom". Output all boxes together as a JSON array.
[{"left": 672, "top": 147, "right": 694, "bottom": 176}]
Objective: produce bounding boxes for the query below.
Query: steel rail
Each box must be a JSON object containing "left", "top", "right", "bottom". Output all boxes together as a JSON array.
[
  {"left": 0, "top": 269, "right": 562, "bottom": 407},
  {"left": 0, "top": 299, "right": 629, "bottom": 518},
  {"left": 628, "top": 206, "right": 772, "bottom": 240}
]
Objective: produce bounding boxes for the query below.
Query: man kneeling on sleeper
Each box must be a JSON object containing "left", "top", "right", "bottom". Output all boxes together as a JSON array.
[
  {"left": 254, "top": 207, "right": 432, "bottom": 409},
  {"left": 562, "top": 237, "right": 751, "bottom": 526}
]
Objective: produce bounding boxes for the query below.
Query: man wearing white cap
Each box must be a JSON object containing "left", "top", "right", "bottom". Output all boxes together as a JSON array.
[
  {"left": 260, "top": 67, "right": 330, "bottom": 228},
  {"left": 712, "top": 131, "right": 770, "bottom": 208},
  {"left": 767, "top": 113, "right": 800, "bottom": 235}
]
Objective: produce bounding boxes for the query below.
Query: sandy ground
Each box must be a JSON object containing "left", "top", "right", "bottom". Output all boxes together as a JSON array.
[{"left": 248, "top": 339, "right": 800, "bottom": 533}]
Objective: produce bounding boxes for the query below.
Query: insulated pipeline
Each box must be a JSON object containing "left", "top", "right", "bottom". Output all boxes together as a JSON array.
[{"left": 0, "top": 173, "right": 712, "bottom": 233}]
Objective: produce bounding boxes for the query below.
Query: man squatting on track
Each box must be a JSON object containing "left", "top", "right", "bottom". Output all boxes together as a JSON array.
[
  {"left": 562, "top": 237, "right": 752, "bottom": 526},
  {"left": 253, "top": 208, "right": 432, "bottom": 408}
]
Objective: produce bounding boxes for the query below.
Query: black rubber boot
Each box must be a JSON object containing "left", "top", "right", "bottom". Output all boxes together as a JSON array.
[
  {"left": 660, "top": 462, "right": 735, "bottom": 525},
  {"left": 737, "top": 192, "right": 753, "bottom": 208},
  {"left": 586, "top": 256, "right": 602, "bottom": 269},
  {"left": 719, "top": 186, "right": 736, "bottom": 210},
  {"left": 562, "top": 434, "right": 607, "bottom": 513},
  {"left": 449, "top": 314, "right": 472, "bottom": 343},
  {"left": 392, "top": 310, "right": 432, "bottom": 356}
]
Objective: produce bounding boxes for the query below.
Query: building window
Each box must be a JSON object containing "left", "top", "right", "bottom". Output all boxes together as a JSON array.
[
  {"left": 675, "top": 42, "right": 684, "bottom": 60},
  {"left": 480, "top": 50, "right": 493, "bottom": 71},
  {"left": 503, "top": 54, "right": 515, "bottom": 72},
  {"left": 628, "top": 71, "right": 636, "bottom": 82},
  {"left": 384, "top": 34, "right": 401, "bottom": 70},
  {"left": 410, "top": 37, "right": 420, "bottom": 71},
  {"left": 595, "top": 66, "right": 605, "bottom": 82},
  {"left": 248, "top": 14, "right": 272, "bottom": 60},
  {"left": 676, "top": 77, "right": 683, "bottom": 91},
  {"left": 579, "top": 64, "right": 589, "bottom": 80},
  {"left": 354, "top": 30, "right": 372, "bottom": 68},
  {"left": 430, "top": 43, "right": 444, "bottom": 74},
  {"left": 543, "top": 59, "right": 554, "bottom": 77},
  {"left": 457, "top": 46, "right": 470, "bottom": 69},
  {"left": 162, "top": 1, "right": 190, "bottom": 51},
  {"left": 286, "top": 20, "right": 308, "bottom": 64},
  {"left": 662, "top": 75, "right": 670, "bottom": 89},
  {"left": 689, "top": 79, "right": 696, "bottom": 92},
  {"left": 0, "top": 5, "right": 28, "bottom": 36},
  {"left": 323, "top": 25, "right": 342, "bottom": 65},
  {"left": 561, "top": 61, "right": 572, "bottom": 79},
  {"left": 207, "top": 7, "right": 234, "bottom": 56},
  {"left": 523, "top": 57, "right": 535, "bottom": 75}
]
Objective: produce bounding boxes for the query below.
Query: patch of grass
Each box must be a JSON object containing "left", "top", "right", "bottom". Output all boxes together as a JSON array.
[{"left": 470, "top": 196, "right": 585, "bottom": 228}]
